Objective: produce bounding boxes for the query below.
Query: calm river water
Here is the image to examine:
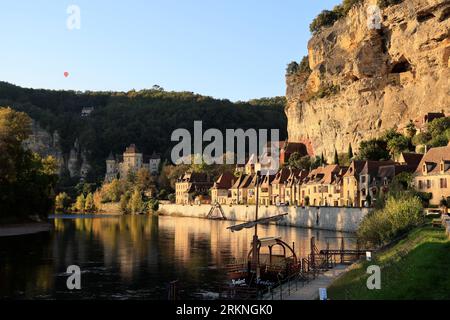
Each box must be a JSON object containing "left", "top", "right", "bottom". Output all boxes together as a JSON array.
[{"left": 0, "top": 215, "right": 353, "bottom": 300}]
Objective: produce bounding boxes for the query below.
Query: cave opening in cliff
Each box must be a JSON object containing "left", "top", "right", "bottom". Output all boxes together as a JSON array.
[
  {"left": 391, "top": 57, "right": 411, "bottom": 74},
  {"left": 417, "top": 11, "right": 435, "bottom": 23},
  {"left": 440, "top": 8, "right": 450, "bottom": 22}
]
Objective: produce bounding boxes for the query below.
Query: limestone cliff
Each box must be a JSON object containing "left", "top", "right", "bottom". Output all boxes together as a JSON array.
[
  {"left": 286, "top": 0, "right": 450, "bottom": 160},
  {"left": 23, "top": 120, "right": 89, "bottom": 179}
]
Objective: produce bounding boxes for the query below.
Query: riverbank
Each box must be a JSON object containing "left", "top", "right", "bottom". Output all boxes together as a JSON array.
[
  {"left": 159, "top": 204, "right": 368, "bottom": 232},
  {"left": 0, "top": 222, "right": 53, "bottom": 237},
  {"left": 327, "top": 225, "right": 450, "bottom": 300}
]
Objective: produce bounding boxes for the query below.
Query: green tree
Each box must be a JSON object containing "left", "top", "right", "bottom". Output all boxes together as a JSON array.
[
  {"left": 0, "top": 107, "right": 58, "bottom": 220},
  {"left": 119, "top": 192, "right": 131, "bottom": 214},
  {"left": 310, "top": 10, "right": 342, "bottom": 33},
  {"left": 348, "top": 143, "right": 354, "bottom": 159},
  {"left": 107, "top": 178, "right": 124, "bottom": 202},
  {"left": 333, "top": 148, "right": 339, "bottom": 165},
  {"left": 320, "top": 152, "right": 326, "bottom": 166},
  {"left": 358, "top": 139, "right": 390, "bottom": 161},
  {"left": 378, "top": 0, "right": 403, "bottom": 9},
  {"left": 387, "top": 135, "right": 410, "bottom": 157},
  {"left": 129, "top": 189, "right": 145, "bottom": 214},
  {"left": 74, "top": 194, "right": 86, "bottom": 213},
  {"left": 428, "top": 117, "right": 450, "bottom": 138},
  {"left": 55, "top": 192, "right": 71, "bottom": 213},
  {"left": 412, "top": 132, "right": 432, "bottom": 146},
  {"left": 405, "top": 120, "right": 417, "bottom": 139},
  {"left": 84, "top": 192, "right": 95, "bottom": 213},
  {"left": 136, "top": 168, "right": 153, "bottom": 192}
]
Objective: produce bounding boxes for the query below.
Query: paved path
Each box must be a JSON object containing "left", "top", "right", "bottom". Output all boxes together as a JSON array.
[
  {"left": 0, "top": 222, "right": 52, "bottom": 237},
  {"left": 263, "top": 265, "right": 350, "bottom": 300}
]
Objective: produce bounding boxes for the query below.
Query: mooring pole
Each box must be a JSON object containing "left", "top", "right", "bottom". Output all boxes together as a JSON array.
[{"left": 252, "top": 173, "right": 260, "bottom": 278}]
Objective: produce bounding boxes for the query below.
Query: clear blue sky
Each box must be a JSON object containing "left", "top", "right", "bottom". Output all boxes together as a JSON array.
[{"left": 0, "top": 0, "right": 341, "bottom": 101}]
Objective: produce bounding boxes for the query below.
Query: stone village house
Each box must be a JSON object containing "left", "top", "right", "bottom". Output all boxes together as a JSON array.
[
  {"left": 414, "top": 142, "right": 450, "bottom": 206},
  {"left": 175, "top": 172, "right": 214, "bottom": 205}
]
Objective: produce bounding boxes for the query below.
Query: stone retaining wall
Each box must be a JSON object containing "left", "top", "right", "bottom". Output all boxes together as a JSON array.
[{"left": 159, "top": 204, "right": 369, "bottom": 233}]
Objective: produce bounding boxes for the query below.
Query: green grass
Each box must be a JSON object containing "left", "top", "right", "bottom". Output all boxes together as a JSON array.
[{"left": 328, "top": 226, "right": 450, "bottom": 300}]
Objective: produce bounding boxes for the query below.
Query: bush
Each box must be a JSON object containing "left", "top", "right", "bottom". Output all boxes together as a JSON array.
[
  {"left": 84, "top": 193, "right": 96, "bottom": 213},
  {"left": 55, "top": 192, "right": 71, "bottom": 213},
  {"left": 286, "top": 61, "right": 299, "bottom": 75},
  {"left": 358, "top": 194, "right": 424, "bottom": 246},
  {"left": 309, "top": 1, "right": 363, "bottom": 34},
  {"left": 74, "top": 194, "right": 86, "bottom": 213},
  {"left": 310, "top": 10, "right": 342, "bottom": 33},
  {"left": 378, "top": 0, "right": 403, "bottom": 9},
  {"left": 147, "top": 199, "right": 160, "bottom": 213},
  {"left": 412, "top": 132, "right": 432, "bottom": 146},
  {"left": 168, "top": 193, "right": 176, "bottom": 203}
]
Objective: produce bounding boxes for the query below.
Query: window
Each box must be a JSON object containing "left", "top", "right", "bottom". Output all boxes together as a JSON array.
[
  {"left": 440, "top": 178, "right": 448, "bottom": 189},
  {"left": 361, "top": 176, "right": 366, "bottom": 184},
  {"left": 418, "top": 180, "right": 423, "bottom": 189},
  {"left": 427, "top": 180, "right": 431, "bottom": 189}
]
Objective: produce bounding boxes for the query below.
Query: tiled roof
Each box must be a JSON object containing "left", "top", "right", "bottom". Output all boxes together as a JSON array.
[
  {"left": 377, "top": 164, "right": 409, "bottom": 179},
  {"left": 272, "top": 168, "right": 292, "bottom": 184},
  {"left": 231, "top": 174, "right": 246, "bottom": 189},
  {"left": 180, "top": 172, "right": 211, "bottom": 183},
  {"left": 360, "top": 160, "right": 396, "bottom": 177},
  {"left": 306, "top": 165, "right": 340, "bottom": 184},
  {"left": 415, "top": 144, "right": 450, "bottom": 176},
  {"left": 213, "top": 172, "right": 235, "bottom": 190},
  {"left": 399, "top": 152, "right": 423, "bottom": 171},
  {"left": 344, "top": 160, "right": 367, "bottom": 177}
]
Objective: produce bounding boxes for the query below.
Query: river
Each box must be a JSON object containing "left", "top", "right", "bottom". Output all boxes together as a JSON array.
[{"left": 0, "top": 215, "right": 354, "bottom": 299}]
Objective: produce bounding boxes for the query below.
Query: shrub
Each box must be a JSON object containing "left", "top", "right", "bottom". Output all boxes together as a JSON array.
[
  {"left": 84, "top": 193, "right": 96, "bottom": 213},
  {"left": 358, "top": 194, "right": 424, "bottom": 246},
  {"left": 308, "top": 85, "right": 340, "bottom": 101},
  {"left": 55, "top": 192, "right": 71, "bottom": 213},
  {"left": 147, "top": 199, "right": 160, "bottom": 213},
  {"left": 310, "top": 10, "right": 342, "bottom": 33},
  {"left": 378, "top": 0, "right": 404, "bottom": 9},
  {"left": 412, "top": 132, "right": 432, "bottom": 146},
  {"left": 286, "top": 61, "right": 299, "bottom": 75},
  {"left": 342, "top": 0, "right": 363, "bottom": 14},
  {"left": 298, "top": 56, "right": 311, "bottom": 74},
  {"left": 429, "top": 134, "right": 448, "bottom": 148},
  {"left": 309, "top": 0, "right": 363, "bottom": 34},
  {"left": 74, "top": 194, "right": 86, "bottom": 213},
  {"left": 428, "top": 117, "right": 450, "bottom": 137}
]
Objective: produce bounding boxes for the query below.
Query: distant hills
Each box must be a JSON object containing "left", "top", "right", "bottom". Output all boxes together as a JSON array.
[{"left": 0, "top": 81, "right": 287, "bottom": 183}]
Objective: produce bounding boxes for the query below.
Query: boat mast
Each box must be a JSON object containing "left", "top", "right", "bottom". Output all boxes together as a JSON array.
[{"left": 252, "top": 171, "right": 260, "bottom": 277}]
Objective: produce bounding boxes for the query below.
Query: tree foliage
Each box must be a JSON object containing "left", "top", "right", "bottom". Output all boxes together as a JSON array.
[
  {"left": 0, "top": 107, "right": 58, "bottom": 221},
  {"left": 378, "top": 0, "right": 403, "bottom": 9},
  {"left": 0, "top": 81, "right": 287, "bottom": 184},
  {"left": 358, "top": 194, "right": 424, "bottom": 246}
]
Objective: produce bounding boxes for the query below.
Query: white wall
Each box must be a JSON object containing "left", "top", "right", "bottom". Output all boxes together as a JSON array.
[{"left": 159, "top": 204, "right": 368, "bottom": 233}]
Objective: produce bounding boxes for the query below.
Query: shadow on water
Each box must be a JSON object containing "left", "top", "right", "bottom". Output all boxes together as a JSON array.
[{"left": 0, "top": 215, "right": 353, "bottom": 300}]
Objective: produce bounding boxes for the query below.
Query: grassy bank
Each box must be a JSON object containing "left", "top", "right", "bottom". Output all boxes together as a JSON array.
[{"left": 328, "top": 225, "right": 450, "bottom": 300}]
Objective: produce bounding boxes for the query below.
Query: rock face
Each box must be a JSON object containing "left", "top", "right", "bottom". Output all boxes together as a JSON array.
[
  {"left": 23, "top": 120, "right": 65, "bottom": 174},
  {"left": 23, "top": 121, "right": 89, "bottom": 179},
  {"left": 286, "top": 0, "right": 450, "bottom": 160}
]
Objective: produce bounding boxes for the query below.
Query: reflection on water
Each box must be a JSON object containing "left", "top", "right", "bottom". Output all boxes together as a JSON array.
[{"left": 0, "top": 215, "right": 352, "bottom": 300}]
